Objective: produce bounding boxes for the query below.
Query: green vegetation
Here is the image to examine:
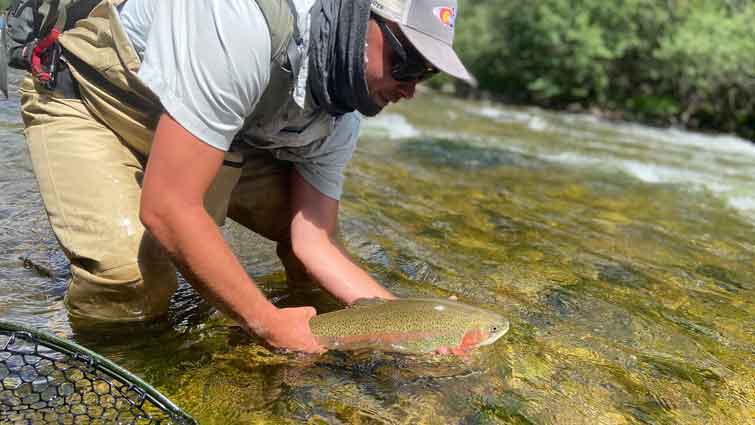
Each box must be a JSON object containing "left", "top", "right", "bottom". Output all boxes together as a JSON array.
[
  {"left": 1, "top": 0, "right": 750, "bottom": 139},
  {"left": 448, "top": 0, "right": 755, "bottom": 140}
]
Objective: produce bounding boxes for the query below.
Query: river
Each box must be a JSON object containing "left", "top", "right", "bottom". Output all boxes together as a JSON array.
[{"left": 1, "top": 70, "right": 753, "bottom": 424}]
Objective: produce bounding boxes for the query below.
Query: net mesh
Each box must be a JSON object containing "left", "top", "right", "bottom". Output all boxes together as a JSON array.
[{"left": 0, "top": 323, "right": 195, "bottom": 425}]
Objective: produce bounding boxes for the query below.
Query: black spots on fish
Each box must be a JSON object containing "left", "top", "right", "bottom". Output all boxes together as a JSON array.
[
  {"left": 694, "top": 264, "right": 744, "bottom": 293},
  {"left": 596, "top": 261, "right": 648, "bottom": 289},
  {"left": 398, "top": 138, "right": 541, "bottom": 171}
]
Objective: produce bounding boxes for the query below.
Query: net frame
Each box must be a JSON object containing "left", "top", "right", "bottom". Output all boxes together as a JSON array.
[{"left": 0, "top": 320, "right": 197, "bottom": 424}]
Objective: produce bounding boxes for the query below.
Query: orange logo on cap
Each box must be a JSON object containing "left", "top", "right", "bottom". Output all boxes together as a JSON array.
[{"left": 433, "top": 6, "right": 456, "bottom": 28}]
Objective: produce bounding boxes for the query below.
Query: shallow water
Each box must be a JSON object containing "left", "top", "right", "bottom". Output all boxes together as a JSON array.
[{"left": 1, "top": 72, "right": 753, "bottom": 424}]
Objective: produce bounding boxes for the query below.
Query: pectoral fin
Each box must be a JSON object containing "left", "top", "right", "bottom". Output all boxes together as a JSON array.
[
  {"left": 349, "top": 297, "right": 389, "bottom": 308},
  {"left": 459, "top": 329, "right": 488, "bottom": 350}
]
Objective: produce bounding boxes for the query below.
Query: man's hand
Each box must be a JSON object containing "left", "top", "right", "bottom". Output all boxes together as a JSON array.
[{"left": 257, "top": 306, "right": 325, "bottom": 354}]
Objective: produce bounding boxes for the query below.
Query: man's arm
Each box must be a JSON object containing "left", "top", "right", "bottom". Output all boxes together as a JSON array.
[
  {"left": 140, "top": 113, "right": 323, "bottom": 352},
  {"left": 290, "top": 170, "right": 395, "bottom": 304}
]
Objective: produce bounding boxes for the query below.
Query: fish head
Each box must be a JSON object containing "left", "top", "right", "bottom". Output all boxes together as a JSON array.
[
  {"left": 478, "top": 317, "right": 510, "bottom": 346},
  {"left": 457, "top": 309, "right": 510, "bottom": 351}
]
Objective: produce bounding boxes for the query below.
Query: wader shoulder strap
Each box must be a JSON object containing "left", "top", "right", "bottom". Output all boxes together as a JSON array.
[
  {"left": 242, "top": 0, "right": 296, "bottom": 131},
  {"left": 255, "top": 0, "right": 295, "bottom": 61}
]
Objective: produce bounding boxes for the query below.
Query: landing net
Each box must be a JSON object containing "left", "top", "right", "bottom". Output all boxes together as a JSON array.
[{"left": 0, "top": 321, "right": 196, "bottom": 424}]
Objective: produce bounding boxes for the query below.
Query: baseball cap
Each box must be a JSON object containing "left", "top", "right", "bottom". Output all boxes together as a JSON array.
[{"left": 370, "top": 0, "right": 477, "bottom": 86}]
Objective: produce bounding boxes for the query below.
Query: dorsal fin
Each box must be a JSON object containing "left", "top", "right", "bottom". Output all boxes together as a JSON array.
[{"left": 348, "top": 297, "right": 390, "bottom": 308}]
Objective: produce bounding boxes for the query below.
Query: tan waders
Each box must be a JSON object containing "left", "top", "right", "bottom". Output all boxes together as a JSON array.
[{"left": 21, "top": 1, "right": 310, "bottom": 322}]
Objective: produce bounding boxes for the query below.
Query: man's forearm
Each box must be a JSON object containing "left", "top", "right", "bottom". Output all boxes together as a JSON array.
[
  {"left": 141, "top": 204, "right": 279, "bottom": 334},
  {"left": 288, "top": 170, "right": 394, "bottom": 304},
  {"left": 294, "top": 234, "right": 395, "bottom": 304},
  {"left": 139, "top": 115, "right": 323, "bottom": 352}
]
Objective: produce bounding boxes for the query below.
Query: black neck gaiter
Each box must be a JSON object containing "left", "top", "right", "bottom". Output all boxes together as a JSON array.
[{"left": 308, "top": 0, "right": 382, "bottom": 117}]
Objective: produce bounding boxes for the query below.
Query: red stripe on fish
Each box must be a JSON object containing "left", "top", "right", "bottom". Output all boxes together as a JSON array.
[
  {"left": 317, "top": 331, "right": 437, "bottom": 348},
  {"left": 459, "top": 328, "right": 489, "bottom": 350}
]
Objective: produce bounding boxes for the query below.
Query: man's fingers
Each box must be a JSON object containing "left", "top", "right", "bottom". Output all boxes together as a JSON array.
[{"left": 302, "top": 306, "right": 317, "bottom": 320}]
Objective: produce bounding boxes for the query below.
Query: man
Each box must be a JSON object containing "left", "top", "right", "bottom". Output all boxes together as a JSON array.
[{"left": 20, "top": 0, "right": 475, "bottom": 352}]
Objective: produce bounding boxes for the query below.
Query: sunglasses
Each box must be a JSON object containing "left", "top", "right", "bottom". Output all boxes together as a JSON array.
[{"left": 374, "top": 16, "right": 439, "bottom": 82}]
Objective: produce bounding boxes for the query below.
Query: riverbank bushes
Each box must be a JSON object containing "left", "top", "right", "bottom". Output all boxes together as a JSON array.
[
  {"left": 449, "top": 0, "right": 754, "bottom": 141},
  {"left": 1, "top": 0, "right": 751, "bottom": 140}
]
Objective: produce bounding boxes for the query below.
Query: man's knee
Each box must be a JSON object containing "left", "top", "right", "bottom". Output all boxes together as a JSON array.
[{"left": 65, "top": 257, "right": 177, "bottom": 322}]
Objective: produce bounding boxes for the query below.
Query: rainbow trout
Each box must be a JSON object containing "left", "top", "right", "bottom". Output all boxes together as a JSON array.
[{"left": 309, "top": 298, "right": 509, "bottom": 354}]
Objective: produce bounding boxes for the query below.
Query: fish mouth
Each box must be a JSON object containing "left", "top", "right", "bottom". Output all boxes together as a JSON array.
[{"left": 478, "top": 319, "right": 510, "bottom": 347}]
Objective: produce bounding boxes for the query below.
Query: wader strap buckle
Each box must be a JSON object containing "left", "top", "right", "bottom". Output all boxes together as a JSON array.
[{"left": 30, "top": 28, "right": 62, "bottom": 90}]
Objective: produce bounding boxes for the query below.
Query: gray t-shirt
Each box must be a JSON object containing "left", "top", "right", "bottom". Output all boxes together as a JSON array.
[{"left": 118, "top": 0, "right": 360, "bottom": 200}]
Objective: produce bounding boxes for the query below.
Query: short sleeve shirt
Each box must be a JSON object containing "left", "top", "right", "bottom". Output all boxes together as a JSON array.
[{"left": 118, "top": 0, "right": 360, "bottom": 200}]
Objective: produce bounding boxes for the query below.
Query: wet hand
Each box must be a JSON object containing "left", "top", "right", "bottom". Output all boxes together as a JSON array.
[{"left": 261, "top": 306, "right": 326, "bottom": 354}]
